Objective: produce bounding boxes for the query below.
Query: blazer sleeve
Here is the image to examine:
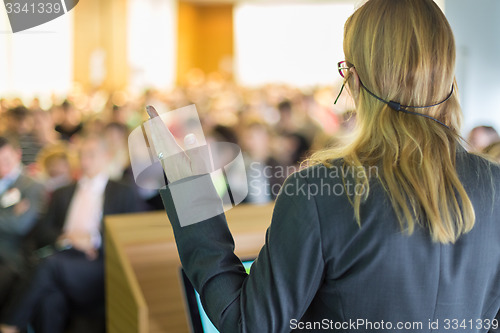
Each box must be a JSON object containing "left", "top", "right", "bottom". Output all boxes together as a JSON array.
[{"left": 159, "top": 171, "right": 325, "bottom": 333}]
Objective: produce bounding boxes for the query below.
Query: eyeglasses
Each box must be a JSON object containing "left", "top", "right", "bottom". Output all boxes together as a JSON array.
[
  {"left": 334, "top": 60, "right": 452, "bottom": 129},
  {"left": 338, "top": 60, "right": 352, "bottom": 78},
  {"left": 334, "top": 60, "right": 353, "bottom": 104}
]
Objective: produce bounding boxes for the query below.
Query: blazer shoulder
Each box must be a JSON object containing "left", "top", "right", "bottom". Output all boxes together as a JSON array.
[{"left": 457, "top": 151, "right": 500, "bottom": 184}]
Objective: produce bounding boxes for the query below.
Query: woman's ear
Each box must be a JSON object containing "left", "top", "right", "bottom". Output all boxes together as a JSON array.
[{"left": 348, "top": 67, "right": 361, "bottom": 101}]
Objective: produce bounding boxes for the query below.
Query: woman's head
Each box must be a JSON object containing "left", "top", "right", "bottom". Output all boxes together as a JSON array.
[
  {"left": 343, "top": 0, "right": 460, "bottom": 134},
  {"left": 310, "top": 0, "right": 475, "bottom": 244}
]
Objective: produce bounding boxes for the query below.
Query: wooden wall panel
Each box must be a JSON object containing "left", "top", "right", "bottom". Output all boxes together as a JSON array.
[{"left": 177, "top": 2, "right": 234, "bottom": 84}]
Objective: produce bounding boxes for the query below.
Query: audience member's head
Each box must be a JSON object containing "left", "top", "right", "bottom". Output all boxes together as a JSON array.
[
  {"left": 277, "top": 100, "right": 295, "bottom": 132},
  {"left": 208, "top": 125, "right": 238, "bottom": 145},
  {"left": 6, "top": 106, "right": 33, "bottom": 136},
  {"left": 82, "top": 116, "right": 106, "bottom": 136},
  {"left": 42, "top": 151, "right": 71, "bottom": 179},
  {"left": 61, "top": 99, "right": 73, "bottom": 114},
  {"left": 0, "top": 136, "right": 22, "bottom": 179},
  {"left": 280, "top": 132, "right": 310, "bottom": 166},
  {"left": 37, "top": 144, "right": 74, "bottom": 191},
  {"left": 468, "top": 126, "right": 500, "bottom": 152},
  {"left": 277, "top": 100, "right": 292, "bottom": 116},
  {"left": 240, "top": 121, "right": 272, "bottom": 162},
  {"left": 111, "top": 105, "right": 131, "bottom": 125},
  {"left": 78, "top": 135, "right": 111, "bottom": 179},
  {"left": 104, "top": 122, "right": 129, "bottom": 147}
]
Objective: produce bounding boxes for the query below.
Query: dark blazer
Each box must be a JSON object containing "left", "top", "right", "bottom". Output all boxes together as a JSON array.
[
  {"left": 160, "top": 147, "right": 500, "bottom": 333},
  {"left": 34, "top": 179, "right": 139, "bottom": 249},
  {"left": 0, "top": 173, "right": 45, "bottom": 269}
]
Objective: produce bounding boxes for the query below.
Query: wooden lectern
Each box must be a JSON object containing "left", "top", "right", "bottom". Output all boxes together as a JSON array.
[{"left": 105, "top": 203, "right": 274, "bottom": 333}]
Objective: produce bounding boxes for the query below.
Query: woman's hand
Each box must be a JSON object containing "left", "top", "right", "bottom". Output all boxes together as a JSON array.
[{"left": 145, "top": 105, "right": 206, "bottom": 183}]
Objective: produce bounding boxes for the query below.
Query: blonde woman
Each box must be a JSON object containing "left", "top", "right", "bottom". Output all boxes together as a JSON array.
[{"left": 144, "top": 0, "right": 500, "bottom": 332}]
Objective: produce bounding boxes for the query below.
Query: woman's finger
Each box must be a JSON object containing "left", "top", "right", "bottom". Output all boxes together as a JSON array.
[
  {"left": 144, "top": 105, "right": 185, "bottom": 159},
  {"left": 146, "top": 105, "right": 160, "bottom": 118},
  {"left": 144, "top": 105, "right": 193, "bottom": 182}
]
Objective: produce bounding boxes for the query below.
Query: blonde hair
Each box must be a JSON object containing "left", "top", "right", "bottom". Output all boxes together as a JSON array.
[
  {"left": 309, "top": 0, "right": 474, "bottom": 243},
  {"left": 36, "top": 143, "right": 76, "bottom": 175}
]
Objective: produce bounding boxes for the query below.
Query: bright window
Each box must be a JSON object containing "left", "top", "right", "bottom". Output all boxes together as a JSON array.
[
  {"left": 0, "top": 8, "right": 73, "bottom": 104},
  {"left": 234, "top": 2, "right": 354, "bottom": 87},
  {"left": 127, "top": 0, "right": 177, "bottom": 92}
]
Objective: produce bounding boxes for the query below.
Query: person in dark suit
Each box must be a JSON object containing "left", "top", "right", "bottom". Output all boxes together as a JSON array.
[
  {"left": 0, "top": 137, "right": 45, "bottom": 319},
  {"left": 144, "top": 1, "right": 500, "bottom": 332},
  {"left": 1, "top": 135, "right": 139, "bottom": 333}
]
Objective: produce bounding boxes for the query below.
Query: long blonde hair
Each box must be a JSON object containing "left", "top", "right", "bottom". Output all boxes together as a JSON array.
[{"left": 310, "top": 0, "right": 475, "bottom": 243}]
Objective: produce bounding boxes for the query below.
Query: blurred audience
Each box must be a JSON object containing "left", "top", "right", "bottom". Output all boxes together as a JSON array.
[
  {"left": 0, "top": 78, "right": 355, "bottom": 209},
  {"left": 1, "top": 135, "right": 139, "bottom": 333}
]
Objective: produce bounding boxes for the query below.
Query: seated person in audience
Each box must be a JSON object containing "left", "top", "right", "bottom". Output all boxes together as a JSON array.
[
  {"left": 31, "top": 109, "right": 61, "bottom": 148},
  {"left": 239, "top": 120, "right": 284, "bottom": 203},
  {"left": 103, "top": 122, "right": 156, "bottom": 211},
  {"left": 54, "top": 100, "right": 83, "bottom": 141},
  {"left": 104, "top": 122, "right": 131, "bottom": 181},
  {"left": 0, "top": 137, "right": 45, "bottom": 320},
  {"left": 36, "top": 144, "right": 74, "bottom": 193},
  {"left": 0, "top": 135, "right": 139, "bottom": 333},
  {"left": 3, "top": 106, "right": 42, "bottom": 167}
]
